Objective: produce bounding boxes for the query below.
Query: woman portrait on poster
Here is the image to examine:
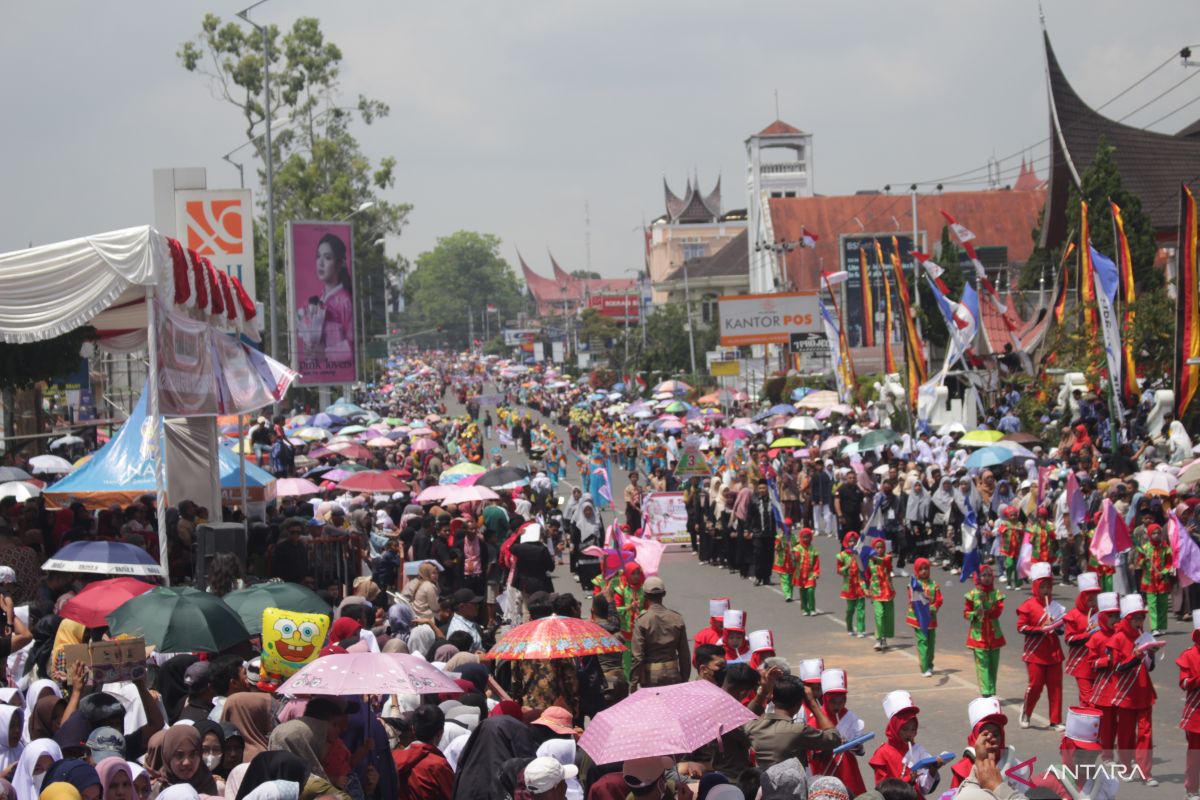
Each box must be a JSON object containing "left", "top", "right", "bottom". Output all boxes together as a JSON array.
[{"left": 296, "top": 233, "right": 353, "bottom": 364}]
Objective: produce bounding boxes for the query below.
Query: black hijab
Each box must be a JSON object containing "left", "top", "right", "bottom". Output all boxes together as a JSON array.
[
  {"left": 155, "top": 654, "right": 198, "bottom": 722},
  {"left": 235, "top": 751, "right": 310, "bottom": 800},
  {"left": 452, "top": 715, "right": 541, "bottom": 800}
]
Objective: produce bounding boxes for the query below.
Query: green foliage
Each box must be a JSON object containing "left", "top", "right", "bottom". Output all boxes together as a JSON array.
[
  {"left": 178, "top": 15, "right": 411, "bottom": 358},
  {"left": 1128, "top": 287, "right": 1174, "bottom": 389},
  {"left": 570, "top": 270, "right": 602, "bottom": 280},
  {"left": 577, "top": 308, "right": 619, "bottom": 350},
  {"left": 0, "top": 328, "right": 94, "bottom": 391},
  {"left": 401, "top": 232, "right": 523, "bottom": 347},
  {"left": 635, "top": 303, "right": 718, "bottom": 378}
]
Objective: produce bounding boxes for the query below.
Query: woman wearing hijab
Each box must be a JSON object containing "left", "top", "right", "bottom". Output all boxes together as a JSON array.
[
  {"left": 1170, "top": 419, "right": 1194, "bottom": 465},
  {"left": 220, "top": 694, "right": 274, "bottom": 764},
  {"left": 406, "top": 625, "right": 437, "bottom": 662},
  {"left": 193, "top": 721, "right": 228, "bottom": 782},
  {"left": 49, "top": 621, "right": 85, "bottom": 679},
  {"left": 234, "top": 752, "right": 308, "bottom": 800},
  {"left": 152, "top": 725, "right": 219, "bottom": 796},
  {"left": 399, "top": 563, "right": 440, "bottom": 621},
  {"left": 904, "top": 479, "right": 931, "bottom": 563},
  {"left": 13, "top": 739, "right": 62, "bottom": 800},
  {"left": 224, "top": 763, "right": 249, "bottom": 800},
  {"left": 96, "top": 757, "right": 133, "bottom": 800},
  {"left": 929, "top": 478, "right": 954, "bottom": 568},
  {"left": 41, "top": 759, "right": 101, "bottom": 800},
  {"left": 386, "top": 603, "right": 414, "bottom": 647},
  {"left": 266, "top": 720, "right": 348, "bottom": 800},
  {"left": 29, "top": 694, "right": 66, "bottom": 742},
  {"left": 0, "top": 705, "right": 23, "bottom": 775},
  {"left": 125, "top": 763, "right": 150, "bottom": 800},
  {"left": 21, "top": 680, "right": 61, "bottom": 745},
  {"left": 156, "top": 655, "right": 199, "bottom": 723},
  {"left": 451, "top": 715, "right": 541, "bottom": 800}
]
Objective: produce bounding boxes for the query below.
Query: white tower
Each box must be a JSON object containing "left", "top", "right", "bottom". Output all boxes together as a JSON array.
[{"left": 746, "top": 120, "right": 813, "bottom": 293}]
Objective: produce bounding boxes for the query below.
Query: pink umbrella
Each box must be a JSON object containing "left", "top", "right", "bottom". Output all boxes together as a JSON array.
[
  {"left": 411, "top": 438, "right": 440, "bottom": 453},
  {"left": 277, "top": 652, "right": 464, "bottom": 696},
  {"left": 820, "top": 435, "right": 850, "bottom": 452},
  {"left": 578, "top": 680, "right": 758, "bottom": 764},
  {"left": 714, "top": 428, "right": 747, "bottom": 443},
  {"left": 366, "top": 437, "right": 398, "bottom": 448},
  {"left": 275, "top": 478, "right": 322, "bottom": 497},
  {"left": 415, "top": 484, "right": 498, "bottom": 504},
  {"left": 814, "top": 407, "right": 835, "bottom": 421}
]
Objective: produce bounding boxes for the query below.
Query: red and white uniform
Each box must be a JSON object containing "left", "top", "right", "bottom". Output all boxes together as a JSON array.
[
  {"left": 808, "top": 669, "right": 867, "bottom": 796},
  {"left": 693, "top": 597, "right": 729, "bottom": 665},
  {"left": 1017, "top": 564, "right": 1064, "bottom": 725},
  {"left": 1176, "top": 609, "right": 1200, "bottom": 793},
  {"left": 1105, "top": 595, "right": 1157, "bottom": 777},
  {"left": 1086, "top": 592, "right": 1121, "bottom": 757},
  {"left": 1063, "top": 572, "right": 1100, "bottom": 706}
]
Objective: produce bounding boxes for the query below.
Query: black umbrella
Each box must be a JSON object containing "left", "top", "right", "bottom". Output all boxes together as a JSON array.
[
  {"left": 303, "top": 465, "right": 337, "bottom": 480},
  {"left": 476, "top": 466, "right": 531, "bottom": 489}
]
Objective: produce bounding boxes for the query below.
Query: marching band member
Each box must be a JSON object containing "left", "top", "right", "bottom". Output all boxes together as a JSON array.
[
  {"left": 1063, "top": 571, "right": 1101, "bottom": 707},
  {"left": 1108, "top": 593, "right": 1160, "bottom": 786},
  {"left": 906, "top": 557, "right": 943, "bottom": 677},
  {"left": 1086, "top": 591, "right": 1122, "bottom": 759},
  {"left": 721, "top": 609, "right": 750, "bottom": 664},
  {"left": 1176, "top": 608, "right": 1200, "bottom": 798},
  {"left": 809, "top": 668, "right": 867, "bottom": 796},
  {"left": 1017, "top": 561, "right": 1065, "bottom": 730},
  {"left": 692, "top": 597, "right": 729, "bottom": 663}
]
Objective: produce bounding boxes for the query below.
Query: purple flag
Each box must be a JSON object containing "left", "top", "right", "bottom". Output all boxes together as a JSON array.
[
  {"left": 1169, "top": 511, "right": 1200, "bottom": 588},
  {"left": 1090, "top": 499, "right": 1131, "bottom": 567},
  {"left": 1066, "top": 471, "right": 1088, "bottom": 529}
]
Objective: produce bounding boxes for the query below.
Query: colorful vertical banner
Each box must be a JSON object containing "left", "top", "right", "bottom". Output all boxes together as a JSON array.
[
  {"left": 1088, "top": 245, "right": 1124, "bottom": 416},
  {"left": 1109, "top": 200, "right": 1138, "bottom": 405},
  {"left": 820, "top": 301, "right": 851, "bottom": 403},
  {"left": 880, "top": 258, "right": 897, "bottom": 374},
  {"left": 890, "top": 236, "right": 927, "bottom": 407},
  {"left": 286, "top": 221, "right": 357, "bottom": 386},
  {"left": 858, "top": 247, "right": 875, "bottom": 347},
  {"left": 1053, "top": 240, "right": 1075, "bottom": 324},
  {"left": 1079, "top": 202, "right": 1097, "bottom": 332},
  {"left": 1176, "top": 185, "right": 1200, "bottom": 418}
]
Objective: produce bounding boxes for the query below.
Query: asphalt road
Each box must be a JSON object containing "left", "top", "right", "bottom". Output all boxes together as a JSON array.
[{"left": 452, "top": 387, "right": 1182, "bottom": 796}]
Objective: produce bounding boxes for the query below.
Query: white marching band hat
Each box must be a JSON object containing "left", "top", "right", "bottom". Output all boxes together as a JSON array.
[
  {"left": 1192, "top": 609, "right": 1200, "bottom": 630},
  {"left": 747, "top": 629, "right": 775, "bottom": 653},
  {"left": 799, "top": 658, "right": 824, "bottom": 684},
  {"left": 1096, "top": 592, "right": 1120, "bottom": 614},
  {"left": 709, "top": 598, "right": 731, "bottom": 619},
  {"left": 1076, "top": 572, "right": 1100, "bottom": 592},
  {"left": 1029, "top": 562, "right": 1053, "bottom": 582},
  {"left": 967, "top": 696, "right": 1008, "bottom": 729},
  {"left": 1120, "top": 593, "right": 1146, "bottom": 619},
  {"left": 882, "top": 690, "right": 918, "bottom": 719},
  {"left": 1064, "top": 706, "right": 1103, "bottom": 750},
  {"left": 722, "top": 609, "right": 746, "bottom": 633},
  {"left": 820, "top": 668, "right": 847, "bottom": 695}
]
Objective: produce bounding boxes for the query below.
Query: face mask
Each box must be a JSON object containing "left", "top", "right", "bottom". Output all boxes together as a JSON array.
[
  {"left": 203, "top": 755, "right": 221, "bottom": 770},
  {"left": 33, "top": 773, "right": 46, "bottom": 793},
  {"left": 712, "top": 667, "right": 728, "bottom": 688}
]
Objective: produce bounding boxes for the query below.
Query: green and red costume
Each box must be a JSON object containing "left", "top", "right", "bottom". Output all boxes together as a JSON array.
[
  {"left": 1134, "top": 531, "right": 1173, "bottom": 632},
  {"left": 790, "top": 530, "right": 820, "bottom": 613},
  {"left": 869, "top": 538, "right": 895, "bottom": 639},
  {"left": 963, "top": 570, "right": 1006, "bottom": 697},
  {"left": 837, "top": 532, "right": 866, "bottom": 635},
  {"left": 906, "top": 557, "right": 943, "bottom": 674}
]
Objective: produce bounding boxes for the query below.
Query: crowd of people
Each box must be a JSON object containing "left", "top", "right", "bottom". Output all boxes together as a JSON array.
[{"left": 2, "top": 351, "right": 1200, "bottom": 800}]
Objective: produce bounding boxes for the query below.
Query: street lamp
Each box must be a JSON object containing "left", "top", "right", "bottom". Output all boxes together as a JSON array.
[{"left": 236, "top": 0, "right": 278, "bottom": 362}]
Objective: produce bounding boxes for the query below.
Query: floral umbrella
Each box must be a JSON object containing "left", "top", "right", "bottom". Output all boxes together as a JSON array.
[{"left": 483, "top": 615, "right": 626, "bottom": 661}]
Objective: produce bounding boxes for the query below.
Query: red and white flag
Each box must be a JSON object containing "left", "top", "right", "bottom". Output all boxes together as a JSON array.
[
  {"left": 911, "top": 251, "right": 945, "bottom": 281},
  {"left": 821, "top": 270, "right": 850, "bottom": 286},
  {"left": 801, "top": 227, "right": 820, "bottom": 248},
  {"left": 941, "top": 209, "right": 976, "bottom": 242}
]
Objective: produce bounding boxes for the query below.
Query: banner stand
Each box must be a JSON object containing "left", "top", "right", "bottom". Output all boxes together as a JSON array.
[{"left": 146, "top": 286, "right": 170, "bottom": 584}]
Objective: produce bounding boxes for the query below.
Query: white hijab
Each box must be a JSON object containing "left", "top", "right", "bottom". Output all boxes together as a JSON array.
[
  {"left": 20, "top": 680, "right": 61, "bottom": 745},
  {"left": 0, "top": 705, "right": 23, "bottom": 774},
  {"left": 12, "top": 738, "right": 61, "bottom": 800},
  {"left": 536, "top": 738, "right": 583, "bottom": 800},
  {"left": 243, "top": 781, "right": 300, "bottom": 800}
]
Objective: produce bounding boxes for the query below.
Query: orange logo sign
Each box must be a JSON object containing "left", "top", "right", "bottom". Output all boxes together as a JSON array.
[{"left": 184, "top": 199, "right": 245, "bottom": 256}]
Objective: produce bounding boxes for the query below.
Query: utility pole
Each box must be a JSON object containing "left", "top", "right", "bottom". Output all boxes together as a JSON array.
[{"left": 681, "top": 261, "right": 698, "bottom": 378}]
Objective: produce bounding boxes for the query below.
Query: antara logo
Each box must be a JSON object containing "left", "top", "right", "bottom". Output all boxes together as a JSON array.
[{"left": 1008, "top": 757, "right": 1148, "bottom": 788}]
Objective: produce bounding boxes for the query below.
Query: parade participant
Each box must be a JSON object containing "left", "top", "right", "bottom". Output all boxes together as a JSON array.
[
  {"left": 949, "top": 697, "right": 1011, "bottom": 790},
  {"left": 1087, "top": 590, "right": 1122, "bottom": 759},
  {"left": 747, "top": 630, "right": 775, "bottom": 670},
  {"left": 1064, "top": 571, "right": 1101, "bottom": 706},
  {"left": 1044, "top": 706, "right": 1118, "bottom": 800},
  {"left": 868, "top": 690, "right": 942, "bottom": 797},
  {"left": 611, "top": 561, "right": 646, "bottom": 678},
  {"left": 790, "top": 528, "right": 820, "bottom": 614},
  {"left": 1017, "top": 561, "right": 1065, "bottom": 730},
  {"left": 721, "top": 610, "right": 750, "bottom": 664},
  {"left": 808, "top": 669, "right": 867, "bottom": 796},
  {"left": 692, "top": 598, "right": 729, "bottom": 664},
  {"left": 772, "top": 519, "right": 795, "bottom": 598},
  {"left": 836, "top": 532, "right": 867, "bottom": 638},
  {"left": 1031, "top": 506, "right": 1056, "bottom": 565},
  {"left": 868, "top": 538, "right": 895, "bottom": 652},
  {"left": 963, "top": 563, "right": 1006, "bottom": 698},
  {"left": 996, "top": 506, "right": 1023, "bottom": 588},
  {"left": 1134, "top": 522, "right": 1174, "bottom": 635},
  {"left": 1085, "top": 512, "right": 1117, "bottom": 592},
  {"left": 798, "top": 659, "right": 824, "bottom": 704},
  {"left": 1107, "top": 593, "right": 1160, "bottom": 785},
  {"left": 905, "top": 557, "right": 943, "bottom": 677},
  {"left": 629, "top": 577, "right": 690, "bottom": 690},
  {"left": 1176, "top": 608, "right": 1200, "bottom": 797}
]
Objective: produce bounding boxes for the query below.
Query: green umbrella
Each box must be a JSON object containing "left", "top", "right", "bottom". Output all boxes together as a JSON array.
[
  {"left": 107, "top": 587, "right": 250, "bottom": 653},
  {"left": 223, "top": 582, "right": 331, "bottom": 635},
  {"left": 858, "top": 430, "right": 900, "bottom": 450}
]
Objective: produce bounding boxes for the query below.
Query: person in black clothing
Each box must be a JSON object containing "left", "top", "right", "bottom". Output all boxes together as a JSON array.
[
  {"left": 834, "top": 471, "right": 865, "bottom": 538},
  {"left": 431, "top": 518, "right": 460, "bottom": 592},
  {"left": 746, "top": 481, "right": 778, "bottom": 586},
  {"left": 410, "top": 516, "right": 435, "bottom": 562},
  {"left": 270, "top": 518, "right": 309, "bottom": 584},
  {"left": 510, "top": 526, "right": 555, "bottom": 597},
  {"left": 177, "top": 662, "right": 215, "bottom": 724}
]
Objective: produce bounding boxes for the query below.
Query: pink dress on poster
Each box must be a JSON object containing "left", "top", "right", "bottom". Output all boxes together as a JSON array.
[{"left": 321, "top": 284, "right": 353, "bottom": 359}]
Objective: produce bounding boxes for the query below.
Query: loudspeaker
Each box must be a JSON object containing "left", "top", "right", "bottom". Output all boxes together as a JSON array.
[{"left": 194, "top": 523, "right": 247, "bottom": 589}]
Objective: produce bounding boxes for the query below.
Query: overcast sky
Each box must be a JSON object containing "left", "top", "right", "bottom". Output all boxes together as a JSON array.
[{"left": 2, "top": 1, "right": 1198, "bottom": 282}]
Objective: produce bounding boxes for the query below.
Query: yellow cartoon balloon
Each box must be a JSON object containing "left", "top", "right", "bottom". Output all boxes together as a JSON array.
[{"left": 260, "top": 607, "right": 329, "bottom": 679}]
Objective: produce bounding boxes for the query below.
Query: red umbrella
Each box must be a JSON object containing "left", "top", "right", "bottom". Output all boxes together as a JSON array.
[
  {"left": 60, "top": 577, "right": 155, "bottom": 628},
  {"left": 482, "top": 615, "right": 625, "bottom": 660},
  {"left": 327, "top": 442, "right": 372, "bottom": 460},
  {"left": 338, "top": 471, "right": 410, "bottom": 493}
]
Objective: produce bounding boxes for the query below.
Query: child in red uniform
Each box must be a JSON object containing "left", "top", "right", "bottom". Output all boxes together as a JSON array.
[
  {"left": 747, "top": 629, "right": 775, "bottom": 670},
  {"left": 1017, "top": 561, "right": 1065, "bottom": 729},
  {"left": 1086, "top": 591, "right": 1121, "bottom": 759},
  {"left": 868, "top": 690, "right": 944, "bottom": 798},
  {"left": 721, "top": 609, "right": 749, "bottom": 663},
  {"left": 949, "top": 697, "right": 1016, "bottom": 789},
  {"left": 808, "top": 668, "right": 867, "bottom": 796},
  {"left": 1176, "top": 608, "right": 1200, "bottom": 797},
  {"left": 1063, "top": 571, "right": 1100, "bottom": 707},
  {"left": 1107, "top": 593, "right": 1160, "bottom": 787},
  {"left": 837, "top": 531, "right": 868, "bottom": 637},
  {"left": 692, "top": 598, "right": 729, "bottom": 665}
]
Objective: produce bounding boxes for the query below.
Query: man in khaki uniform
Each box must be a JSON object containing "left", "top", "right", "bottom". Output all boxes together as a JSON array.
[{"left": 630, "top": 576, "right": 690, "bottom": 690}]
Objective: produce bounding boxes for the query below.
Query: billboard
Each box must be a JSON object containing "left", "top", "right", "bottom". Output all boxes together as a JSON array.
[
  {"left": 588, "top": 294, "right": 640, "bottom": 320},
  {"left": 717, "top": 292, "right": 819, "bottom": 346},
  {"left": 840, "top": 235, "right": 915, "bottom": 349},
  {"left": 175, "top": 189, "right": 256, "bottom": 300},
  {"left": 286, "top": 222, "right": 357, "bottom": 386}
]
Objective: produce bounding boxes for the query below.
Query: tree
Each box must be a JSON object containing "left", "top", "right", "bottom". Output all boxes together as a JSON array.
[
  {"left": 178, "top": 15, "right": 411, "bottom": 359},
  {"left": 570, "top": 269, "right": 602, "bottom": 280},
  {"left": 636, "top": 304, "right": 717, "bottom": 377},
  {"left": 0, "top": 328, "right": 95, "bottom": 392},
  {"left": 402, "top": 232, "right": 524, "bottom": 347},
  {"left": 915, "top": 225, "right": 966, "bottom": 349}
]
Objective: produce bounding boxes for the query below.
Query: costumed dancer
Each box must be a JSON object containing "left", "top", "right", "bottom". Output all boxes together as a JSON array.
[
  {"left": 721, "top": 609, "right": 750, "bottom": 664},
  {"left": 1017, "top": 561, "right": 1065, "bottom": 729},
  {"left": 792, "top": 527, "right": 820, "bottom": 615},
  {"left": 612, "top": 561, "right": 646, "bottom": 679},
  {"left": 963, "top": 563, "right": 1006, "bottom": 698},
  {"left": 1135, "top": 522, "right": 1174, "bottom": 635},
  {"left": 1176, "top": 609, "right": 1200, "bottom": 797},
  {"left": 1108, "top": 594, "right": 1160, "bottom": 785},
  {"left": 869, "top": 537, "right": 895, "bottom": 651},
  {"left": 1063, "top": 571, "right": 1101, "bottom": 706},
  {"left": 997, "top": 505, "right": 1022, "bottom": 588},
  {"left": 906, "top": 557, "right": 943, "bottom": 677},
  {"left": 809, "top": 669, "right": 867, "bottom": 796},
  {"left": 773, "top": 518, "right": 796, "bottom": 600},
  {"left": 837, "top": 531, "right": 867, "bottom": 638},
  {"left": 868, "top": 690, "right": 944, "bottom": 798},
  {"left": 1032, "top": 506, "right": 1056, "bottom": 565},
  {"left": 692, "top": 598, "right": 729, "bottom": 665}
]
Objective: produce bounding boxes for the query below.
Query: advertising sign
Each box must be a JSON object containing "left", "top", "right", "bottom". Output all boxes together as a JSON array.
[
  {"left": 641, "top": 492, "right": 689, "bottom": 544},
  {"left": 287, "top": 222, "right": 357, "bottom": 386},
  {"left": 588, "top": 294, "right": 641, "bottom": 320},
  {"left": 503, "top": 329, "right": 538, "bottom": 347},
  {"left": 176, "top": 189, "right": 256, "bottom": 300},
  {"left": 717, "top": 292, "right": 819, "bottom": 346},
  {"left": 711, "top": 360, "right": 740, "bottom": 377},
  {"left": 789, "top": 332, "right": 830, "bottom": 355}
]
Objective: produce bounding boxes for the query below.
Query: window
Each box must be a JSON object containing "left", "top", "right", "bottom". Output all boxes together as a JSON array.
[
  {"left": 682, "top": 242, "right": 707, "bottom": 261},
  {"left": 701, "top": 293, "right": 719, "bottom": 324}
]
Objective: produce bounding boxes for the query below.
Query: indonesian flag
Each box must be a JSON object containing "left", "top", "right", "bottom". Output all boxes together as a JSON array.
[
  {"left": 1090, "top": 499, "right": 1132, "bottom": 567},
  {"left": 940, "top": 209, "right": 975, "bottom": 242},
  {"left": 801, "top": 227, "right": 820, "bottom": 248},
  {"left": 911, "top": 251, "right": 945, "bottom": 281},
  {"left": 821, "top": 270, "right": 850, "bottom": 286},
  {"left": 1016, "top": 530, "right": 1033, "bottom": 578}
]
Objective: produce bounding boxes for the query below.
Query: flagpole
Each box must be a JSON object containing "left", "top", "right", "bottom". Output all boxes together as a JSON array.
[{"left": 822, "top": 275, "right": 858, "bottom": 405}]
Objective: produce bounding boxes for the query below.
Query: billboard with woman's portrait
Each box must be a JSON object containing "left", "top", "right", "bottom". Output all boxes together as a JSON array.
[{"left": 286, "top": 221, "right": 357, "bottom": 385}]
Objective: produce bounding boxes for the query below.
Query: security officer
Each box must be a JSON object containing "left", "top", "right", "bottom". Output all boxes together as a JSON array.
[{"left": 630, "top": 576, "right": 691, "bottom": 690}]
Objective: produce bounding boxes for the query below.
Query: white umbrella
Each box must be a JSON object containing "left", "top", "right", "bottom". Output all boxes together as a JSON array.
[
  {"left": 1135, "top": 470, "right": 1177, "bottom": 496},
  {"left": 938, "top": 422, "right": 967, "bottom": 436},
  {"left": 28, "top": 454, "right": 74, "bottom": 474},
  {"left": 784, "top": 416, "right": 820, "bottom": 432},
  {"left": 48, "top": 435, "right": 84, "bottom": 450},
  {"left": 0, "top": 481, "right": 40, "bottom": 501},
  {"left": 990, "top": 441, "right": 1037, "bottom": 460},
  {"left": 0, "top": 467, "right": 31, "bottom": 482}
]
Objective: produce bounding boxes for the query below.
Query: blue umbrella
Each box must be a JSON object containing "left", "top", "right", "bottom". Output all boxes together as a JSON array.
[
  {"left": 43, "top": 541, "right": 163, "bottom": 578},
  {"left": 311, "top": 412, "right": 348, "bottom": 429},
  {"left": 965, "top": 445, "right": 1016, "bottom": 469},
  {"left": 767, "top": 404, "right": 796, "bottom": 415},
  {"left": 325, "top": 402, "right": 364, "bottom": 417}
]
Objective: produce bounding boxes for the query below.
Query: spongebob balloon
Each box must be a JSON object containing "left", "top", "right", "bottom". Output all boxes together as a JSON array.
[{"left": 260, "top": 607, "right": 329, "bottom": 686}]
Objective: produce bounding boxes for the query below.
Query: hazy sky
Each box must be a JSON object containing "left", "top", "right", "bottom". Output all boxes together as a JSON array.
[{"left": 3, "top": 1, "right": 1198, "bottom": 283}]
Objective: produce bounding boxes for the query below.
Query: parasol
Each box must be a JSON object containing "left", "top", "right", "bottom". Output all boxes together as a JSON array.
[{"left": 483, "top": 615, "right": 625, "bottom": 661}]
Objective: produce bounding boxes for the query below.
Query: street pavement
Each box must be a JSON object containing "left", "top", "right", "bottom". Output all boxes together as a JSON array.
[{"left": 452, "top": 388, "right": 1184, "bottom": 795}]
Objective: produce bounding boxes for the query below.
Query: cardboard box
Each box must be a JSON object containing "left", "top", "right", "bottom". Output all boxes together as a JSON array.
[{"left": 62, "top": 638, "right": 148, "bottom": 684}]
